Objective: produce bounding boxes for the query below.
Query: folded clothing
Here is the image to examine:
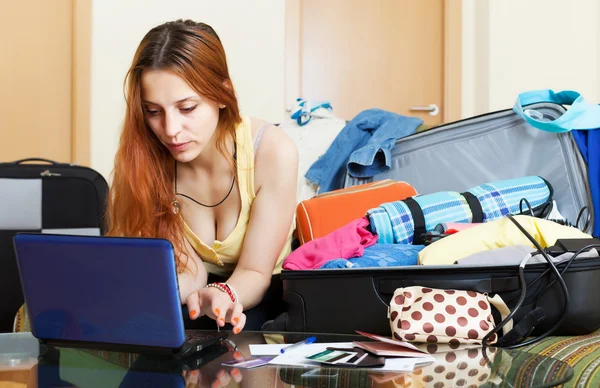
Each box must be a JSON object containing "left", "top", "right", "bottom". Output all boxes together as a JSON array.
[
  {"left": 419, "top": 215, "right": 593, "bottom": 265},
  {"left": 455, "top": 245, "right": 534, "bottom": 266},
  {"left": 283, "top": 217, "right": 377, "bottom": 270},
  {"left": 319, "top": 244, "right": 424, "bottom": 269},
  {"left": 367, "top": 176, "right": 552, "bottom": 245}
]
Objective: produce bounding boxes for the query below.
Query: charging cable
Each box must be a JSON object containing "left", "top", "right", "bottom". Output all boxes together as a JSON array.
[{"left": 483, "top": 214, "right": 571, "bottom": 349}]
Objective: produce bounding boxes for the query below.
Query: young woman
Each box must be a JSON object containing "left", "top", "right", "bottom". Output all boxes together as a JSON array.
[{"left": 107, "top": 19, "right": 298, "bottom": 333}]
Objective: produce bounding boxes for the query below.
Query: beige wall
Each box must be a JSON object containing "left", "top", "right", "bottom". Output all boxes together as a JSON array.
[
  {"left": 462, "top": 0, "right": 600, "bottom": 117},
  {"left": 90, "top": 0, "right": 286, "bottom": 180},
  {"left": 88, "top": 1, "right": 600, "bottom": 179}
]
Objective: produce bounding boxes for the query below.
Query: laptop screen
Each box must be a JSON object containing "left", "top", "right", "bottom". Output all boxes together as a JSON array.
[{"left": 13, "top": 233, "right": 186, "bottom": 349}]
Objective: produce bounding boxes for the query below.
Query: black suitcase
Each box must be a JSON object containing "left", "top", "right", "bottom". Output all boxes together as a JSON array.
[
  {"left": 0, "top": 158, "right": 108, "bottom": 332},
  {"left": 282, "top": 102, "right": 600, "bottom": 337}
]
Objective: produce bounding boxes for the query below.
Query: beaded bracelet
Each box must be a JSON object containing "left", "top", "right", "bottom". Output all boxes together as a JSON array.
[
  {"left": 225, "top": 283, "right": 239, "bottom": 303},
  {"left": 205, "top": 282, "right": 238, "bottom": 303}
]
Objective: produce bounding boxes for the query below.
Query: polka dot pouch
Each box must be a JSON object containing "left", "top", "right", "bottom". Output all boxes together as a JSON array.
[
  {"left": 389, "top": 286, "right": 513, "bottom": 345},
  {"left": 399, "top": 345, "right": 503, "bottom": 387}
]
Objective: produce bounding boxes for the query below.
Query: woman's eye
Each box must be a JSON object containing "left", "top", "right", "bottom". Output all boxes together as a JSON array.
[
  {"left": 180, "top": 105, "right": 197, "bottom": 113},
  {"left": 145, "top": 109, "right": 161, "bottom": 116}
]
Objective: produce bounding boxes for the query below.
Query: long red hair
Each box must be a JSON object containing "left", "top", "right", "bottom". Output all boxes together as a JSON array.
[{"left": 106, "top": 19, "right": 242, "bottom": 273}]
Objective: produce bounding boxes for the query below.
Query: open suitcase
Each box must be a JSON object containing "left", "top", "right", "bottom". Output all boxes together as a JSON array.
[
  {"left": 281, "top": 101, "right": 600, "bottom": 338},
  {"left": 0, "top": 158, "right": 108, "bottom": 332}
]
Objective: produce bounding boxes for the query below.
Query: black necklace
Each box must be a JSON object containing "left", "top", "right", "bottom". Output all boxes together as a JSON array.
[{"left": 173, "top": 141, "right": 237, "bottom": 210}]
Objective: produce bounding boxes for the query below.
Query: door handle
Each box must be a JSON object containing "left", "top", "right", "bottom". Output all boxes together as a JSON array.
[{"left": 410, "top": 104, "right": 439, "bottom": 116}]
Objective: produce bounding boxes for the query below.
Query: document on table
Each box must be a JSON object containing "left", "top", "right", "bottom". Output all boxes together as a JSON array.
[
  {"left": 249, "top": 343, "right": 291, "bottom": 356},
  {"left": 250, "top": 342, "right": 433, "bottom": 372}
]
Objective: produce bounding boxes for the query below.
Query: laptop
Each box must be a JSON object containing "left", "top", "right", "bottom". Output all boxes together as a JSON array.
[{"left": 13, "top": 233, "right": 227, "bottom": 356}]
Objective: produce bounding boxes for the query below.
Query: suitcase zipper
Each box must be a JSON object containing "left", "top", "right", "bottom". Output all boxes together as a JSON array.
[{"left": 314, "top": 179, "right": 397, "bottom": 199}]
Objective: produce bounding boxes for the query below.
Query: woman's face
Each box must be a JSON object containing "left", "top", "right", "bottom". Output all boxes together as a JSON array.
[{"left": 141, "top": 69, "right": 220, "bottom": 163}]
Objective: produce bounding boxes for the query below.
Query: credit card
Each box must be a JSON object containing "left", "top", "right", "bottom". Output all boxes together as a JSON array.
[
  {"left": 306, "top": 349, "right": 356, "bottom": 364},
  {"left": 221, "top": 357, "right": 273, "bottom": 369}
]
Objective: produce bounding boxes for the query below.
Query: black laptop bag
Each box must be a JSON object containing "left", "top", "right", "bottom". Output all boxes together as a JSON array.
[{"left": 0, "top": 158, "right": 108, "bottom": 332}]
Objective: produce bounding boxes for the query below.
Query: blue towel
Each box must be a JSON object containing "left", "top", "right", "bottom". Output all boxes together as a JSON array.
[
  {"left": 319, "top": 244, "right": 423, "bottom": 269},
  {"left": 305, "top": 109, "right": 422, "bottom": 193},
  {"left": 368, "top": 176, "right": 552, "bottom": 244},
  {"left": 573, "top": 129, "right": 600, "bottom": 237}
]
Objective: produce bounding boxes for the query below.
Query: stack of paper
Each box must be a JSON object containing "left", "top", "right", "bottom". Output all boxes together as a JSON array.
[{"left": 249, "top": 332, "right": 434, "bottom": 372}]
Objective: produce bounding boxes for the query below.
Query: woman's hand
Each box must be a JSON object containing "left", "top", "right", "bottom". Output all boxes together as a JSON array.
[
  {"left": 181, "top": 349, "right": 245, "bottom": 388},
  {"left": 185, "top": 287, "right": 246, "bottom": 334},
  {"left": 182, "top": 367, "right": 244, "bottom": 388}
]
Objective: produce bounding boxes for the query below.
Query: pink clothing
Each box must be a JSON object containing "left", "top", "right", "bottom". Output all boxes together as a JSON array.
[{"left": 283, "top": 217, "right": 377, "bottom": 270}]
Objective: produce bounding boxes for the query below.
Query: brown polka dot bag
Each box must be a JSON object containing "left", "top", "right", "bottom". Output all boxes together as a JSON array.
[
  {"left": 389, "top": 345, "right": 503, "bottom": 388},
  {"left": 389, "top": 286, "right": 513, "bottom": 345}
]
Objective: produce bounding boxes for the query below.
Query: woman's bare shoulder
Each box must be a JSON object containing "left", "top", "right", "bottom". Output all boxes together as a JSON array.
[
  {"left": 249, "top": 116, "right": 298, "bottom": 187},
  {"left": 249, "top": 116, "right": 296, "bottom": 154},
  {"left": 248, "top": 116, "right": 273, "bottom": 140}
]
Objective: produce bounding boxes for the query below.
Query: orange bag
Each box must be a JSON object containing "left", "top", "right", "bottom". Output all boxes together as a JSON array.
[{"left": 295, "top": 179, "right": 417, "bottom": 245}]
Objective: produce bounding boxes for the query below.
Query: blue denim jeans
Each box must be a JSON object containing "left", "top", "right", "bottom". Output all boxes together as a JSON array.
[{"left": 305, "top": 109, "right": 422, "bottom": 193}]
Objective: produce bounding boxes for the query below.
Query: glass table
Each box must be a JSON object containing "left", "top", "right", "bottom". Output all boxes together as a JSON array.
[{"left": 0, "top": 331, "right": 573, "bottom": 387}]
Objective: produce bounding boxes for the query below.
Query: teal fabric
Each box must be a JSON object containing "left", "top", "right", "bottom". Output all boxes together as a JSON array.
[{"left": 513, "top": 89, "right": 600, "bottom": 132}]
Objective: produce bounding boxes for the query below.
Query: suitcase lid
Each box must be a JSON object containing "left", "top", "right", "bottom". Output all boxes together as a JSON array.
[{"left": 345, "top": 103, "right": 593, "bottom": 232}]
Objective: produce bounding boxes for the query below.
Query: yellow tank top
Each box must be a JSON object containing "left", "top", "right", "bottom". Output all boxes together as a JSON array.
[{"left": 182, "top": 116, "right": 293, "bottom": 276}]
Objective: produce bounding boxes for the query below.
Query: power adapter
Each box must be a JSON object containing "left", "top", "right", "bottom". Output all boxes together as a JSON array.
[{"left": 556, "top": 238, "right": 600, "bottom": 253}]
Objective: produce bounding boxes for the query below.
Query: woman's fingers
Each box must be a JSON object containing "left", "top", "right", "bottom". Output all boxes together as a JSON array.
[
  {"left": 185, "top": 292, "right": 201, "bottom": 320},
  {"left": 233, "top": 350, "right": 245, "bottom": 361},
  {"left": 217, "top": 369, "right": 231, "bottom": 386},
  {"left": 233, "top": 312, "right": 247, "bottom": 334},
  {"left": 197, "top": 288, "right": 245, "bottom": 331},
  {"left": 182, "top": 369, "right": 201, "bottom": 387},
  {"left": 209, "top": 298, "right": 228, "bottom": 327},
  {"left": 229, "top": 303, "right": 244, "bottom": 333},
  {"left": 199, "top": 288, "right": 228, "bottom": 323},
  {"left": 230, "top": 368, "right": 243, "bottom": 383}
]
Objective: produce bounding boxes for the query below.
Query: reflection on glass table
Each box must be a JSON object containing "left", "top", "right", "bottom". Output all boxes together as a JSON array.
[
  {"left": 278, "top": 343, "right": 573, "bottom": 388},
  {"left": 0, "top": 331, "right": 573, "bottom": 388}
]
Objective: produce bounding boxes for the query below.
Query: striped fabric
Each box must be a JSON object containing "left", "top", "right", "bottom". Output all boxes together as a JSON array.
[
  {"left": 13, "top": 304, "right": 30, "bottom": 333},
  {"left": 367, "top": 176, "right": 552, "bottom": 244},
  {"left": 518, "top": 330, "right": 600, "bottom": 388},
  {"left": 501, "top": 347, "right": 575, "bottom": 387},
  {"left": 366, "top": 207, "right": 396, "bottom": 244},
  {"left": 414, "top": 191, "right": 472, "bottom": 232},
  {"left": 471, "top": 177, "right": 552, "bottom": 221},
  {"left": 380, "top": 202, "right": 413, "bottom": 244}
]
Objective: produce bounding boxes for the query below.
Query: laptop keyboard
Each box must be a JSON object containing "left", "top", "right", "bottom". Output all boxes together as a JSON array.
[{"left": 178, "top": 331, "right": 228, "bottom": 356}]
